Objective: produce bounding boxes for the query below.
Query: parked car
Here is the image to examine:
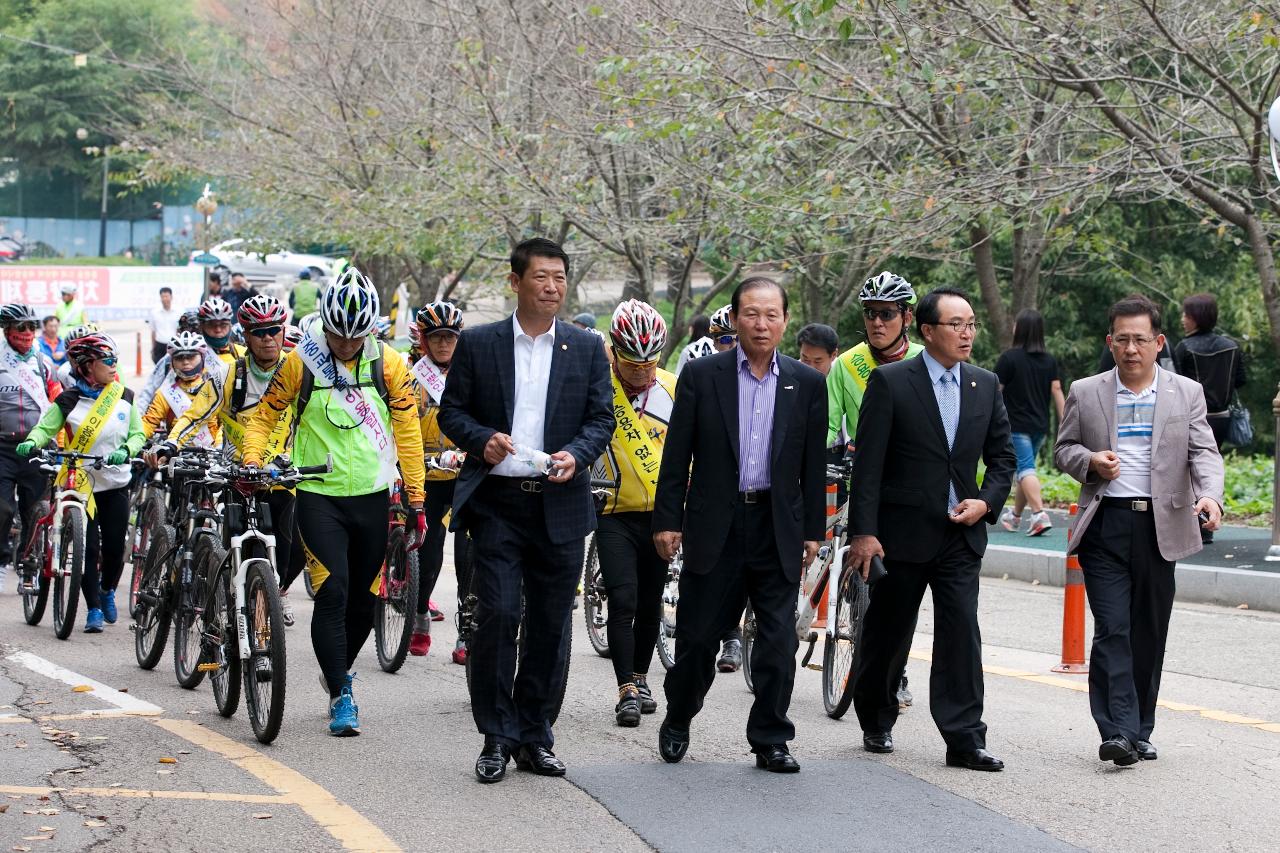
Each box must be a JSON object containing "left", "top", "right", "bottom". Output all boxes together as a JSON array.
[
  {"left": 0, "top": 235, "right": 24, "bottom": 262},
  {"left": 189, "top": 239, "right": 337, "bottom": 285}
]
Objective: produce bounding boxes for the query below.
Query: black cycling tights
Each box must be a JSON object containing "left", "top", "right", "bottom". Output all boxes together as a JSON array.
[
  {"left": 416, "top": 478, "right": 473, "bottom": 616},
  {"left": 596, "top": 512, "right": 667, "bottom": 687},
  {"left": 83, "top": 486, "right": 129, "bottom": 611},
  {"left": 297, "top": 489, "right": 388, "bottom": 698}
]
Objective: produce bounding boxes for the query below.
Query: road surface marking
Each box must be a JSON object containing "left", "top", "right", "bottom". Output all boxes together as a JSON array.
[
  {"left": 5, "top": 651, "right": 162, "bottom": 716},
  {"left": 154, "top": 718, "right": 402, "bottom": 853},
  {"left": 0, "top": 784, "right": 290, "bottom": 804},
  {"left": 909, "top": 649, "right": 1280, "bottom": 735}
]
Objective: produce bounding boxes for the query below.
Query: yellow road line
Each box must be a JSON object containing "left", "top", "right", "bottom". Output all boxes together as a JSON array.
[
  {"left": 153, "top": 718, "right": 402, "bottom": 853},
  {"left": 0, "top": 784, "right": 289, "bottom": 804},
  {"left": 909, "top": 650, "right": 1280, "bottom": 735},
  {"left": 40, "top": 709, "right": 163, "bottom": 721}
]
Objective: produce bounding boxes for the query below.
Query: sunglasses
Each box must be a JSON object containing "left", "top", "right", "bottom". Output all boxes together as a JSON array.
[
  {"left": 716, "top": 334, "right": 737, "bottom": 346},
  {"left": 615, "top": 352, "right": 659, "bottom": 368},
  {"left": 248, "top": 326, "right": 283, "bottom": 338},
  {"left": 99, "top": 356, "right": 118, "bottom": 367},
  {"left": 863, "top": 307, "right": 903, "bottom": 323}
]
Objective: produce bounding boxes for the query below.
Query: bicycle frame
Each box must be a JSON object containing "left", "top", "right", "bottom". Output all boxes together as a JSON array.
[
  {"left": 27, "top": 461, "right": 91, "bottom": 583},
  {"left": 227, "top": 523, "right": 278, "bottom": 663}
]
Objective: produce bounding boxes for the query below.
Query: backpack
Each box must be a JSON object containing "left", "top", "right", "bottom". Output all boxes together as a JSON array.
[{"left": 295, "top": 346, "right": 391, "bottom": 416}]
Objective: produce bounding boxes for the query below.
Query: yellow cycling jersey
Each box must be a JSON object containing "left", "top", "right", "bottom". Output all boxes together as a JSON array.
[
  {"left": 141, "top": 373, "right": 223, "bottom": 445},
  {"left": 595, "top": 368, "right": 676, "bottom": 515},
  {"left": 168, "top": 356, "right": 293, "bottom": 462}
]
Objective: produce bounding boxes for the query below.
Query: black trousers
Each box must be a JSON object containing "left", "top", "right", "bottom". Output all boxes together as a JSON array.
[
  {"left": 264, "top": 489, "right": 306, "bottom": 592},
  {"left": 596, "top": 511, "right": 666, "bottom": 685},
  {"left": 853, "top": 525, "right": 987, "bottom": 752},
  {"left": 663, "top": 496, "right": 797, "bottom": 748},
  {"left": 467, "top": 477, "right": 582, "bottom": 749},
  {"left": 83, "top": 487, "right": 130, "bottom": 611},
  {"left": 1077, "top": 501, "right": 1175, "bottom": 744},
  {"left": 151, "top": 341, "right": 168, "bottom": 365},
  {"left": 0, "top": 448, "right": 46, "bottom": 563}
]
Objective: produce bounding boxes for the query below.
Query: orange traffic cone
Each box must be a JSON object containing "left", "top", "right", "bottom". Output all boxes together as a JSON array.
[{"left": 1052, "top": 502, "right": 1089, "bottom": 674}]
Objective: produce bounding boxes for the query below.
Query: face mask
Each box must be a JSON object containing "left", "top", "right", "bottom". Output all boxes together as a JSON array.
[
  {"left": 5, "top": 329, "right": 35, "bottom": 354},
  {"left": 204, "top": 333, "right": 230, "bottom": 350},
  {"left": 175, "top": 354, "right": 205, "bottom": 379}
]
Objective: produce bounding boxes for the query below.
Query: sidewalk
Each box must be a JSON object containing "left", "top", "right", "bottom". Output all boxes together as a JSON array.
[{"left": 986, "top": 507, "right": 1280, "bottom": 611}]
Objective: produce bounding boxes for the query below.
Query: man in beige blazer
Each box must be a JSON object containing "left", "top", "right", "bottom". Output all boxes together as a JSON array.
[{"left": 1055, "top": 295, "right": 1224, "bottom": 767}]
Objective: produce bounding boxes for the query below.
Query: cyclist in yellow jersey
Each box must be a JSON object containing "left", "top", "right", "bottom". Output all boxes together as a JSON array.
[
  {"left": 240, "top": 269, "right": 425, "bottom": 737},
  {"left": 140, "top": 331, "right": 223, "bottom": 446},
  {"left": 406, "top": 300, "right": 473, "bottom": 661},
  {"left": 595, "top": 300, "right": 677, "bottom": 726}
]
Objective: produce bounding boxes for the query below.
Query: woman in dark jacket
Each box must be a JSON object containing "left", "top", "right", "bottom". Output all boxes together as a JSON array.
[{"left": 1174, "top": 293, "right": 1245, "bottom": 450}]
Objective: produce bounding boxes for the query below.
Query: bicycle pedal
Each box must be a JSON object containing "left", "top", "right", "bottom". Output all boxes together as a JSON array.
[{"left": 196, "top": 662, "right": 221, "bottom": 673}]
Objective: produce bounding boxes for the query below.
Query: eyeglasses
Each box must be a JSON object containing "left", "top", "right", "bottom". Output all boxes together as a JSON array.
[
  {"left": 1110, "top": 335, "right": 1157, "bottom": 348},
  {"left": 248, "top": 326, "right": 283, "bottom": 338},
  {"left": 99, "top": 356, "right": 118, "bottom": 367},
  {"left": 863, "top": 307, "right": 903, "bottom": 323},
  {"left": 715, "top": 335, "right": 737, "bottom": 346},
  {"left": 615, "top": 352, "right": 659, "bottom": 369},
  {"left": 929, "top": 320, "right": 981, "bottom": 334}
]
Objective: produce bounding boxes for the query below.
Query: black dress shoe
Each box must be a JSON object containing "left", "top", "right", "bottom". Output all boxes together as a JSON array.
[
  {"left": 658, "top": 719, "right": 690, "bottom": 764},
  {"left": 1136, "top": 740, "right": 1157, "bottom": 761},
  {"left": 862, "top": 732, "right": 894, "bottom": 754},
  {"left": 754, "top": 744, "right": 800, "bottom": 773},
  {"left": 514, "top": 744, "right": 566, "bottom": 776},
  {"left": 945, "top": 748, "right": 1005, "bottom": 771},
  {"left": 1099, "top": 737, "right": 1139, "bottom": 767},
  {"left": 474, "top": 743, "right": 511, "bottom": 783}
]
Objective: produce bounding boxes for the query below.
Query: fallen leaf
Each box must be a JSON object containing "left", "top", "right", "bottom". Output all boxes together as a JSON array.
[
  {"left": 63, "top": 769, "right": 86, "bottom": 775},
  {"left": 84, "top": 820, "right": 106, "bottom": 828},
  {"left": 36, "top": 808, "right": 59, "bottom": 816},
  {"left": 1238, "top": 603, "right": 1250, "bottom": 609},
  {"left": 31, "top": 701, "right": 51, "bottom": 706},
  {"left": 157, "top": 757, "right": 177, "bottom": 764},
  {"left": 252, "top": 813, "right": 272, "bottom": 820},
  {"left": 177, "top": 750, "right": 190, "bottom": 755},
  {"left": 22, "top": 809, "right": 36, "bottom": 815},
  {"left": 107, "top": 783, "right": 122, "bottom": 788},
  {"left": 1031, "top": 579, "right": 1040, "bottom": 586},
  {"left": 185, "top": 710, "right": 199, "bottom": 715},
  {"left": 38, "top": 827, "right": 55, "bottom": 832},
  {"left": 117, "top": 688, "right": 128, "bottom": 694},
  {"left": 14, "top": 845, "right": 33, "bottom": 851},
  {"left": 156, "top": 770, "right": 173, "bottom": 775},
  {"left": 71, "top": 686, "right": 93, "bottom": 693},
  {"left": 0, "top": 804, "right": 7, "bottom": 813}
]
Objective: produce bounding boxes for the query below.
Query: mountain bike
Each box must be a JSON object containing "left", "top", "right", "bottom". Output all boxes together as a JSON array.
[
  {"left": 373, "top": 477, "right": 419, "bottom": 674},
  {"left": 16, "top": 450, "right": 101, "bottom": 640},
  {"left": 655, "top": 547, "right": 681, "bottom": 671},
  {"left": 580, "top": 477, "right": 631, "bottom": 658}
]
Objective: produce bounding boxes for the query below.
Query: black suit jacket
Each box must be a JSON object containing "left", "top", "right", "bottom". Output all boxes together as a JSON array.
[
  {"left": 438, "top": 316, "right": 615, "bottom": 545},
  {"left": 849, "top": 356, "right": 1015, "bottom": 564},
  {"left": 652, "top": 349, "right": 827, "bottom": 584}
]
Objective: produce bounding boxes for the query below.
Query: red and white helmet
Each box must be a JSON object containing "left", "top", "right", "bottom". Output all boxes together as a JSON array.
[
  {"left": 67, "top": 332, "right": 117, "bottom": 378},
  {"left": 609, "top": 299, "right": 667, "bottom": 361},
  {"left": 282, "top": 324, "right": 303, "bottom": 350},
  {"left": 198, "top": 296, "right": 234, "bottom": 323},
  {"left": 237, "top": 294, "right": 287, "bottom": 329}
]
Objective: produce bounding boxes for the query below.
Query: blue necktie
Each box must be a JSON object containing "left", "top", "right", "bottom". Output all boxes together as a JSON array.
[{"left": 938, "top": 371, "right": 959, "bottom": 510}]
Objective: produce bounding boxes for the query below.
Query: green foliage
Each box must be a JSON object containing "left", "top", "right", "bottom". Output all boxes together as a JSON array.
[{"left": 14, "top": 255, "right": 145, "bottom": 265}]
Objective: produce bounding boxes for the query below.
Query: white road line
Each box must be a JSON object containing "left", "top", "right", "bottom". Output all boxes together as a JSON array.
[{"left": 6, "top": 650, "right": 163, "bottom": 716}]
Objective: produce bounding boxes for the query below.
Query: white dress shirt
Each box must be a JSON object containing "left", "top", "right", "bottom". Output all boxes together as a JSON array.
[
  {"left": 1110, "top": 370, "right": 1157, "bottom": 498},
  {"left": 491, "top": 313, "right": 556, "bottom": 477}
]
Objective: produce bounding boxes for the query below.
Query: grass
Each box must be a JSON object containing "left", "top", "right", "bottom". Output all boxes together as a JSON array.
[{"left": 12, "top": 256, "right": 148, "bottom": 266}]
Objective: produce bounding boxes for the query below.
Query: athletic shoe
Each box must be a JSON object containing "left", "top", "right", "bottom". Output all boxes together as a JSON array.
[
  {"left": 999, "top": 507, "right": 1021, "bottom": 533},
  {"left": 409, "top": 632, "right": 431, "bottom": 657},
  {"left": 100, "top": 589, "right": 117, "bottom": 624},
  {"left": 280, "top": 589, "right": 295, "bottom": 627},
  {"left": 1026, "top": 511, "right": 1054, "bottom": 537},
  {"left": 717, "top": 639, "right": 742, "bottom": 673},
  {"left": 84, "top": 608, "right": 105, "bottom": 633},
  {"left": 328, "top": 687, "right": 360, "bottom": 737},
  {"left": 634, "top": 677, "right": 658, "bottom": 714},
  {"left": 897, "top": 675, "right": 913, "bottom": 708},
  {"left": 451, "top": 639, "right": 468, "bottom": 666},
  {"left": 429, "top": 600, "right": 444, "bottom": 621},
  {"left": 615, "top": 684, "right": 641, "bottom": 727}
]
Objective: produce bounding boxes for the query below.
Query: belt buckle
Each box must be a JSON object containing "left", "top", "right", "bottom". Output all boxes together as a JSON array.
[
  {"left": 742, "top": 490, "right": 758, "bottom": 505},
  {"left": 1130, "top": 500, "right": 1148, "bottom": 512},
  {"left": 520, "top": 479, "right": 542, "bottom": 494}
]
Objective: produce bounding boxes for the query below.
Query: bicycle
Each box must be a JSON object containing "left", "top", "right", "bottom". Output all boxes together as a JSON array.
[
  {"left": 372, "top": 476, "right": 420, "bottom": 674},
  {"left": 655, "top": 547, "right": 681, "bottom": 671},
  {"left": 581, "top": 477, "right": 615, "bottom": 658},
  {"left": 17, "top": 450, "right": 102, "bottom": 640}
]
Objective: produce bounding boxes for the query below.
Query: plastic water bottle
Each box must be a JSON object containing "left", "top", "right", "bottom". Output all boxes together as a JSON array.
[{"left": 512, "top": 446, "right": 553, "bottom": 476}]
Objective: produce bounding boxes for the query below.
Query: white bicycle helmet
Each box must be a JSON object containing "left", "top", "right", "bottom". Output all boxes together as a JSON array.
[
  {"left": 198, "top": 296, "right": 235, "bottom": 323},
  {"left": 858, "top": 271, "right": 916, "bottom": 306},
  {"left": 610, "top": 299, "right": 667, "bottom": 360},
  {"left": 167, "top": 330, "right": 205, "bottom": 357},
  {"left": 709, "top": 305, "right": 736, "bottom": 337},
  {"left": 319, "top": 268, "right": 379, "bottom": 338},
  {"left": 684, "top": 337, "right": 715, "bottom": 360}
]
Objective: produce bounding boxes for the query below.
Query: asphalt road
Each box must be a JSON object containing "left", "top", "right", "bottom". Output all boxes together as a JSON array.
[{"left": 3, "top": 539, "right": 1280, "bottom": 853}]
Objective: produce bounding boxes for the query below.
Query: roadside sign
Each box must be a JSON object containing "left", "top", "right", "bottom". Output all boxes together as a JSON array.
[{"left": 191, "top": 252, "right": 220, "bottom": 266}]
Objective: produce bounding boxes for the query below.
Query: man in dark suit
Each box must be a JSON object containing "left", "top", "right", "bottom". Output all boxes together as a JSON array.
[
  {"left": 652, "top": 277, "right": 827, "bottom": 773},
  {"left": 847, "top": 287, "right": 1015, "bottom": 771},
  {"left": 438, "top": 238, "right": 614, "bottom": 783}
]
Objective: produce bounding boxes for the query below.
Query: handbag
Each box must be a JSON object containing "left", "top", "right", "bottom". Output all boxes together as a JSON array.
[{"left": 1226, "top": 393, "right": 1253, "bottom": 448}]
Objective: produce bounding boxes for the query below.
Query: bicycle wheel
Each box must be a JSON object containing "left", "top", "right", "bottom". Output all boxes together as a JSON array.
[
  {"left": 823, "top": 569, "right": 870, "bottom": 719},
  {"left": 302, "top": 566, "right": 316, "bottom": 600},
  {"left": 582, "top": 534, "right": 609, "bottom": 657},
  {"left": 210, "top": 561, "right": 242, "bottom": 719},
  {"left": 21, "top": 503, "right": 50, "bottom": 626},
  {"left": 51, "top": 506, "right": 84, "bottom": 641},
  {"left": 132, "top": 493, "right": 166, "bottom": 567},
  {"left": 374, "top": 527, "right": 418, "bottom": 674},
  {"left": 656, "top": 565, "right": 678, "bottom": 671},
  {"left": 242, "top": 560, "right": 287, "bottom": 744},
  {"left": 174, "top": 536, "right": 221, "bottom": 689},
  {"left": 133, "top": 524, "right": 175, "bottom": 670},
  {"left": 741, "top": 604, "right": 756, "bottom": 694}
]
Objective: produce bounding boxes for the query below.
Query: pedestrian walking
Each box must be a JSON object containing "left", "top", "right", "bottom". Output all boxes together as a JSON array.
[
  {"left": 148, "top": 286, "right": 181, "bottom": 365},
  {"left": 847, "top": 287, "right": 1015, "bottom": 771},
  {"left": 438, "top": 237, "right": 614, "bottom": 784},
  {"left": 1054, "top": 294, "right": 1224, "bottom": 766},
  {"left": 1174, "top": 292, "right": 1246, "bottom": 450},
  {"left": 651, "top": 276, "right": 827, "bottom": 773},
  {"left": 995, "top": 309, "right": 1066, "bottom": 537}
]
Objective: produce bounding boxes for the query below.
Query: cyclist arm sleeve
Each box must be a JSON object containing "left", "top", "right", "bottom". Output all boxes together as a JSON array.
[
  {"left": 242, "top": 353, "right": 302, "bottom": 466},
  {"left": 124, "top": 403, "right": 146, "bottom": 456},
  {"left": 436, "top": 331, "right": 496, "bottom": 457},
  {"left": 560, "top": 336, "right": 615, "bottom": 473},
  {"left": 168, "top": 373, "right": 226, "bottom": 449},
  {"left": 141, "top": 394, "right": 172, "bottom": 439},
  {"left": 23, "top": 397, "right": 68, "bottom": 448},
  {"left": 825, "top": 365, "right": 845, "bottom": 446},
  {"left": 384, "top": 351, "right": 426, "bottom": 503},
  {"left": 848, "top": 368, "right": 891, "bottom": 538}
]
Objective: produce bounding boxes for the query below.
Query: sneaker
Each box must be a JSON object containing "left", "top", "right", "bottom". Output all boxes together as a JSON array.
[
  {"left": 428, "top": 600, "right": 444, "bottom": 622},
  {"left": 409, "top": 633, "right": 431, "bottom": 657},
  {"left": 328, "top": 687, "right": 361, "bottom": 736},
  {"left": 84, "top": 608, "right": 105, "bottom": 633},
  {"left": 897, "top": 675, "right": 913, "bottom": 708},
  {"left": 999, "top": 507, "right": 1021, "bottom": 533},
  {"left": 101, "top": 589, "right": 117, "bottom": 624},
  {"left": 280, "top": 589, "right": 295, "bottom": 627},
  {"left": 451, "top": 639, "right": 468, "bottom": 666},
  {"left": 615, "top": 684, "right": 641, "bottom": 727},
  {"left": 634, "top": 676, "right": 658, "bottom": 714},
  {"left": 717, "top": 639, "right": 742, "bottom": 673},
  {"left": 320, "top": 670, "right": 353, "bottom": 698},
  {"left": 1026, "top": 511, "right": 1053, "bottom": 537}
]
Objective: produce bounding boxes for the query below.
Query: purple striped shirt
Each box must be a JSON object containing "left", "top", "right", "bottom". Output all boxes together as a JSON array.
[{"left": 737, "top": 347, "right": 778, "bottom": 491}]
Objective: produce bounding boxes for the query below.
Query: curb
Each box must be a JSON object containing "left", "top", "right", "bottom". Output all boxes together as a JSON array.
[{"left": 983, "top": 545, "right": 1280, "bottom": 612}]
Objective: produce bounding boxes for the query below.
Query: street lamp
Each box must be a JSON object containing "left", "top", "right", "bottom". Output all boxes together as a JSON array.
[
  {"left": 1264, "top": 97, "right": 1280, "bottom": 561},
  {"left": 76, "top": 128, "right": 110, "bottom": 257}
]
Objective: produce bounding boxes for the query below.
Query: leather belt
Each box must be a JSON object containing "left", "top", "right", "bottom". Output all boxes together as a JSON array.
[
  {"left": 1101, "top": 496, "right": 1150, "bottom": 512},
  {"left": 487, "top": 476, "right": 544, "bottom": 494},
  {"left": 739, "top": 489, "right": 771, "bottom": 505}
]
